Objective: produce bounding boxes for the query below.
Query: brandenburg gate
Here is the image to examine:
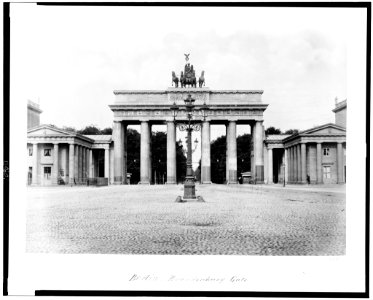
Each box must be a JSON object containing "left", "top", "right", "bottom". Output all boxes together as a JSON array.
[{"left": 109, "top": 88, "right": 268, "bottom": 185}]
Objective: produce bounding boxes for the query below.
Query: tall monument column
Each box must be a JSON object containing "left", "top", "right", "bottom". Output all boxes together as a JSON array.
[
  {"left": 69, "top": 143, "right": 75, "bottom": 185},
  {"left": 254, "top": 120, "right": 264, "bottom": 183},
  {"left": 316, "top": 142, "right": 322, "bottom": 183},
  {"left": 301, "top": 143, "right": 307, "bottom": 183},
  {"left": 31, "top": 143, "right": 39, "bottom": 185},
  {"left": 113, "top": 121, "right": 124, "bottom": 184},
  {"left": 227, "top": 120, "right": 237, "bottom": 184},
  {"left": 52, "top": 143, "right": 59, "bottom": 185},
  {"left": 201, "top": 120, "right": 212, "bottom": 184},
  {"left": 140, "top": 121, "right": 151, "bottom": 184},
  {"left": 166, "top": 121, "right": 177, "bottom": 184},
  {"left": 268, "top": 148, "right": 273, "bottom": 184},
  {"left": 297, "top": 144, "right": 301, "bottom": 183}
]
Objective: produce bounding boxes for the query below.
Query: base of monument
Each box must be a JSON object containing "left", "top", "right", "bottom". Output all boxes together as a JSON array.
[
  {"left": 201, "top": 181, "right": 212, "bottom": 184},
  {"left": 166, "top": 181, "right": 176, "bottom": 184},
  {"left": 175, "top": 195, "right": 205, "bottom": 203}
]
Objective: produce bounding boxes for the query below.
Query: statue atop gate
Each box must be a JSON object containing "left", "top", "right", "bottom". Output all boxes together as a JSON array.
[{"left": 171, "top": 54, "right": 205, "bottom": 88}]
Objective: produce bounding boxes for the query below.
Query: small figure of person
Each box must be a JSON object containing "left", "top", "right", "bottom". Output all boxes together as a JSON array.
[{"left": 306, "top": 174, "right": 310, "bottom": 184}]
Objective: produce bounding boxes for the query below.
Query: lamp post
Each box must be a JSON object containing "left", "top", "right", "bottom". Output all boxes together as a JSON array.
[{"left": 170, "top": 94, "right": 208, "bottom": 202}]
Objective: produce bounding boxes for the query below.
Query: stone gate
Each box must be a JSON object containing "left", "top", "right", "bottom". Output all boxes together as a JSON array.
[{"left": 109, "top": 87, "right": 268, "bottom": 184}]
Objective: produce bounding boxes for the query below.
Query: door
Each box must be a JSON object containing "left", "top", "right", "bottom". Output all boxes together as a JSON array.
[
  {"left": 323, "top": 166, "right": 332, "bottom": 184},
  {"left": 42, "top": 166, "right": 52, "bottom": 186}
]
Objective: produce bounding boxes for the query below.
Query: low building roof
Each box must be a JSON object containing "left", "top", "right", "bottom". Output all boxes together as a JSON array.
[{"left": 84, "top": 135, "right": 112, "bottom": 143}]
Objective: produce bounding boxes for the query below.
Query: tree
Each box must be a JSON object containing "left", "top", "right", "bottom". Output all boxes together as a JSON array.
[
  {"left": 210, "top": 133, "right": 252, "bottom": 184},
  {"left": 265, "top": 126, "right": 282, "bottom": 135},
  {"left": 62, "top": 126, "right": 76, "bottom": 133},
  {"left": 237, "top": 134, "right": 251, "bottom": 178},
  {"left": 101, "top": 127, "right": 112, "bottom": 135},
  {"left": 211, "top": 135, "right": 227, "bottom": 183},
  {"left": 77, "top": 125, "right": 101, "bottom": 135},
  {"left": 284, "top": 129, "right": 299, "bottom": 135},
  {"left": 126, "top": 130, "right": 186, "bottom": 184}
]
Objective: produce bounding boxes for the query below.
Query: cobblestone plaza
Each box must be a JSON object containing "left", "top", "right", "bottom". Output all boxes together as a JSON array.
[{"left": 26, "top": 185, "right": 345, "bottom": 255}]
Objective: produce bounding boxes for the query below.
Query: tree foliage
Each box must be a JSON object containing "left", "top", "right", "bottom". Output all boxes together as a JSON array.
[
  {"left": 127, "top": 130, "right": 186, "bottom": 184},
  {"left": 265, "top": 126, "right": 282, "bottom": 135},
  {"left": 210, "top": 134, "right": 251, "bottom": 184},
  {"left": 284, "top": 129, "right": 299, "bottom": 135}
]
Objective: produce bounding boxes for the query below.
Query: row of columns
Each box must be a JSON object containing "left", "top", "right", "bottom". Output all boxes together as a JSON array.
[
  {"left": 113, "top": 120, "right": 265, "bottom": 185},
  {"left": 31, "top": 142, "right": 110, "bottom": 185}
]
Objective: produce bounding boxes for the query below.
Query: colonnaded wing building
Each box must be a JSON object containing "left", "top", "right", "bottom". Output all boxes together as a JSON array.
[{"left": 26, "top": 60, "right": 346, "bottom": 186}]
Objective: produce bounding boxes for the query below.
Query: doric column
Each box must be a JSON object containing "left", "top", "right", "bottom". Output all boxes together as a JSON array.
[
  {"left": 301, "top": 143, "right": 307, "bottom": 183},
  {"left": 337, "top": 142, "right": 344, "bottom": 183},
  {"left": 227, "top": 120, "right": 238, "bottom": 184},
  {"left": 104, "top": 146, "right": 109, "bottom": 179},
  {"left": 88, "top": 149, "right": 93, "bottom": 178},
  {"left": 201, "top": 121, "right": 212, "bottom": 184},
  {"left": 297, "top": 144, "right": 302, "bottom": 183},
  {"left": 122, "top": 123, "right": 128, "bottom": 184},
  {"left": 79, "top": 145, "right": 83, "bottom": 182},
  {"left": 140, "top": 121, "right": 150, "bottom": 184},
  {"left": 166, "top": 121, "right": 177, "bottom": 184},
  {"left": 254, "top": 121, "right": 264, "bottom": 183},
  {"left": 225, "top": 124, "right": 229, "bottom": 183},
  {"left": 316, "top": 142, "right": 322, "bottom": 184},
  {"left": 31, "top": 143, "right": 39, "bottom": 185},
  {"left": 113, "top": 121, "right": 123, "bottom": 184},
  {"left": 52, "top": 143, "right": 59, "bottom": 185},
  {"left": 69, "top": 143, "right": 75, "bottom": 185},
  {"left": 284, "top": 148, "right": 288, "bottom": 183},
  {"left": 82, "top": 146, "right": 86, "bottom": 181},
  {"left": 268, "top": 148, "right": 273, "bottom": 184},
  {"left": 292, "top": 146, "right": 296, "bottom": 182},
  {"left": 74, "top": 145, "right": 79, "bottom": 183}
]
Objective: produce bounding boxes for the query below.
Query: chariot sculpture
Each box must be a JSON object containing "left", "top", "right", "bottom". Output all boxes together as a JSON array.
[{"left": 171, "top": 54, "right": 205, "bottom": 88}]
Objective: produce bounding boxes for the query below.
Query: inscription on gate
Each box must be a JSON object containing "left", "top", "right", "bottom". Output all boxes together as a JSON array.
[{"left": 168, "top": 92, "right": 208, "bottom": 102}]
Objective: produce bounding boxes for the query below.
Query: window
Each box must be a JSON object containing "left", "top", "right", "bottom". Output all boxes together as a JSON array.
[
  {"left": 44, "top": 166, "right": 51, "bottom": 179},
  {"left": 323, "top": 166, "right": 331, "bottom": 179},
  {"left": 28, "top": 148, "right": 33, "bottom": 156},
  {"left": 44, "top": 149, "right": 51, "bottom": 156},
  {"left": 323, "top": 148, "right": 330, "bottom": 156}
]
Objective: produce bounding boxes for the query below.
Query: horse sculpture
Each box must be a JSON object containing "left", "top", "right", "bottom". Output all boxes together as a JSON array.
[
  {"left": 172, "top": 71, "right": 179, "bottom": 88},
  {"left": 198, "top": 71, "right": 205, "bottom": 88}
]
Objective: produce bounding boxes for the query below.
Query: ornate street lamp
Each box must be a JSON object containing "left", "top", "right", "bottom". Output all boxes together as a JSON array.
[{"left": 170, "top": 94, "right": 208, "bottom": 202}]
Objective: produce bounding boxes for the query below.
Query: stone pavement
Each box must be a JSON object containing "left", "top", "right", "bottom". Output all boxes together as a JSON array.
[{"left": 26, "top": 184, "right": 345, "bottom": 255}]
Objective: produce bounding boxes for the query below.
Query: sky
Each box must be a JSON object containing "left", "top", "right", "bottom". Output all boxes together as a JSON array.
[{"left": 12, "top": 4, "right": 352, "bottom": 162}]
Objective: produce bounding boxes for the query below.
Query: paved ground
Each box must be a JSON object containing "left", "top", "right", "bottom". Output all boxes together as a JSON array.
[{"left": 26, "top": 184, "right": 345, "bottom": 255}]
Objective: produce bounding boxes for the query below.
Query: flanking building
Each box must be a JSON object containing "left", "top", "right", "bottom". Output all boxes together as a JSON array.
[{"left": 263, "top": 99, "right": 346, "bottom": 184}]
